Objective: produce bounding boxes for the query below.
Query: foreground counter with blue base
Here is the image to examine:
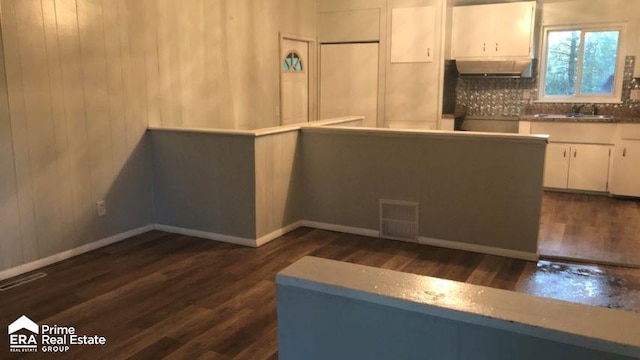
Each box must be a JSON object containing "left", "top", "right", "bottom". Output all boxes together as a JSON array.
[{"left": 276, "top": 256, "right": 640, "bottom": 360}]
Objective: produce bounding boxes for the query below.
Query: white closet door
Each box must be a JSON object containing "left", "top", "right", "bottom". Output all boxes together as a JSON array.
[{"left": 320, "top": 43, "right": 379, "bottom": 127}]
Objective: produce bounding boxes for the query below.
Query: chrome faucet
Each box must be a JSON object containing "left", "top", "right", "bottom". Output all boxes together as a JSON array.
[{"left": 571, "top": 104, "right": 585, "bottom": 114}]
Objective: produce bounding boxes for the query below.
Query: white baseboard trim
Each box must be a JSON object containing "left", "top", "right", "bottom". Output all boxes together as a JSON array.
[
  {"left": 418, "top": 236, "right": 539, "bottom": 261},
  {"left": 0, "top": 225, "right": 155, "bottom": 282},
  {"left": 154, "top": 224, "right": 257, "bottom": 248},
  {"left": 299, "top": 221, "right": 380, "bottom": 238},
  {"left": 256, "top": 221, "right": 304, "bottom": 247}
]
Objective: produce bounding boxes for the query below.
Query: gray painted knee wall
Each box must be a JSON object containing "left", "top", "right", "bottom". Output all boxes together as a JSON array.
[
  {"left": 151, "top": 130, "right": 257, "bottom": 239},
  {"left": 278, "top": 287, "right": 635, "bottom": 360},
  {"left": 298, "top": 128, "right": 546, "bottom": 255},
  {"left": 150, "top": 124, "right": 546, "bottom": 256}
]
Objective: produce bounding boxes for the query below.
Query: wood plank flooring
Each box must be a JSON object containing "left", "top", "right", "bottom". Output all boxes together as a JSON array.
[
  {"left": 1, "top": 228, "right": 640, "bottom": 359},
  {"left": 539, "top": 192, "right": 640, "bottom": 267}
]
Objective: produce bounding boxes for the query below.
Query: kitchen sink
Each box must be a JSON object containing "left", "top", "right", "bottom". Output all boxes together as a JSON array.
[{"left": 533, "top": 113, "right": 614, "bottom": 120}]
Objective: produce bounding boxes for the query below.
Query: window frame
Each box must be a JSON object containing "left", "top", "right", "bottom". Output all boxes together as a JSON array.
[{"left": 537, "top": 23, "right": 626, "bottom": 104}]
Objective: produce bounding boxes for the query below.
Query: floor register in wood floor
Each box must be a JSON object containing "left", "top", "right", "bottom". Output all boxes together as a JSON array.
[{"left": 1, "top": 227, "right": 640, "bottom": 359}]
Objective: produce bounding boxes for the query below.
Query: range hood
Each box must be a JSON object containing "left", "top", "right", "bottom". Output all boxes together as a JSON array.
[{"left": 456, "top": 59, "right": 534, "bottom": 78}]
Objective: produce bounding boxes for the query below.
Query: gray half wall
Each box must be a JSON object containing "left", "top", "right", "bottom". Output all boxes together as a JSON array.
[
  {"left": 299, "top": 129, "right": 546, "bottom": 253},
  {"left": 151, "top": 131, "right": 257, "bottom": 239}
]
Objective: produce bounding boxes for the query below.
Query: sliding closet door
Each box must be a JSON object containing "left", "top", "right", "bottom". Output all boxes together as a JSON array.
[{"left": 320, "top": 43, "right": 379, "bottom": 127}]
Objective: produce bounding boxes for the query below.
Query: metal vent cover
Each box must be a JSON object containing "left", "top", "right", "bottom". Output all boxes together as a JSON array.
[
  {"left": 0, "top": 272, "right": 47, "bottom": 292},
  {"left": 379, "top": 199, "right": 419, "bottom": 242}
]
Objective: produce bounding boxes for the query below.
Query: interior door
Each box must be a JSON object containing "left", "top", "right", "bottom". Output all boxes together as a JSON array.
[
  {"left": 281, "top": 39, "right": 309, "bottom": 125},
  {"left": 320, "top": 43, "right": 379, "bottom": 127}
]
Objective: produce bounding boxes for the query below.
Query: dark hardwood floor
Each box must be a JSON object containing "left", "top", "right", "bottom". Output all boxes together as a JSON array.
[
  {"left": 2, "top": 228, "right": 640, "bottom": 359},
  {"left": 539, "top": 191, "right": 640, "bottom": 267}
]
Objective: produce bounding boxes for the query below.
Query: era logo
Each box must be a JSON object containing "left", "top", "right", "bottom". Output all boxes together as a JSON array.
[{"left": 8, "top": 315, "right": 39, "bottom": 353}]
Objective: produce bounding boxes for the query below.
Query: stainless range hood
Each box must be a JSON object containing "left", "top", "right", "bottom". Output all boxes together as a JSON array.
[{"left": 456, "top": 59, "right": 534, "bottom": 78}]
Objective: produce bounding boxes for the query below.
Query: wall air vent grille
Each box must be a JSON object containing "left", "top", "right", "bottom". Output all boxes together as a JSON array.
[{"left": 379, "top": 199, "right": 419, "bottom": 242}]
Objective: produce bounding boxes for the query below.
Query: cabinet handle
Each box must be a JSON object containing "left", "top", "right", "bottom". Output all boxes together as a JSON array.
[
  {"left": 563, "top": 150, "right": 567, "bottom": 158},
  {"left": 428, "top": 48, "right": 431, "bottom": 57},
  {"left": 574, "top": 149, "right": 577, "bottom": 158},
  {"left": 495, "top": 43, "right": 498, "bottom": 52},
  {"left": 623, "top": 148, "right": 627, "bottom": 157},
  {"left": 483, "top": 42, "right": 486, "bottom": 52}
]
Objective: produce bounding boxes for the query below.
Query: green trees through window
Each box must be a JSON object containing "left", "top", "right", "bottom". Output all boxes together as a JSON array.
[{"left": 543, "top": 28, "right": 620, "bottom": 98}]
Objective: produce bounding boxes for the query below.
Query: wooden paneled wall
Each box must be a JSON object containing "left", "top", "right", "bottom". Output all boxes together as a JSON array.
[
  {"left": 255, "top": 130, "right": 300, "bottom": 238},
  {"left": 152, "top": 0, "right": 317, "bottom": 130},
  {"left": 0, "top": 0, "right": 154, "bottom": 272}
]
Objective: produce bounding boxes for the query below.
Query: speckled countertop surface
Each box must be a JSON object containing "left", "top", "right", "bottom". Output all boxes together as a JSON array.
[
  {"left": 518, "top": 115, "right": 633, "bottom": 123},
  {"left": 521, "top": 105, "right": 640, "bottom": 123},
  {"left": 466, "top": 116, "right": 520, "bottom": 121}
]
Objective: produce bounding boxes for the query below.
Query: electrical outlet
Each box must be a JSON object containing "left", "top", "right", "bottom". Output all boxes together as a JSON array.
[
  {"left": 96, "top": 200, "right": 106, "bottom": 217},
  {"left": 630, "top": 89, "right": 640, "bottom": 101},
  {"left": 521, "top": 90, "right": 531, "bottom": 100}
]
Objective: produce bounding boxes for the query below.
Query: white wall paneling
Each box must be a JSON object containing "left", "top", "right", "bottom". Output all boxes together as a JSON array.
[
  {"left": 318, "top": 8, "right": 381, "bottom": 43},
  {"left": 152, "top": 0, "right": 317, "bottom": 130},
  {"left": 0, "top": 23, "right": 23, "bottom": 270},
  {"left": 255, "top": 131, "right": 300, "bottom": 237},
  {"left": 0, "top": 0, "right": 154, "bottom": 272}
]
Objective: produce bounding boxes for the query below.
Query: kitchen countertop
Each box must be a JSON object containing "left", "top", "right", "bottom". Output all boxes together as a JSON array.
[
  {"left": 466, "top": 115, "right": 520, "bottom": 121},
  {"left": 519, "top": 115, "right": 639, "bottom": 123}
]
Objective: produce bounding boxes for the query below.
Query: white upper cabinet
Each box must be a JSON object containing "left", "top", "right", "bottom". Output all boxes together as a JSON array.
[
  {"left": 391, "top": 6, "right": 436, "bottom": 63},
  {"left": 451, "top": 1, "right": 536, "bottom": 59}
]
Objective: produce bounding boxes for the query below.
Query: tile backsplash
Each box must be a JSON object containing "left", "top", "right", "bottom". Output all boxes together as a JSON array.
[{"left": 456, "top": 56, "right": 639, "bottom": 117}]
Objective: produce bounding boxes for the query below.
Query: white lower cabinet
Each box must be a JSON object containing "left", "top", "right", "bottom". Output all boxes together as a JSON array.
[
  {"left": 610, "top": 140, "right": 640, "bottom": 197},
  {"left": 544, "top": 143, "right": 612, "bottom": 192},
  {"left": 544, "top": 143, "right": 570, "bottom": 189}
]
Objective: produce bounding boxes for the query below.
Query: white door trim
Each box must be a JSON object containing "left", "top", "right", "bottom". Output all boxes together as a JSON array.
[{"left": 279, "top": 33, "right": 318, "bottom": 124}]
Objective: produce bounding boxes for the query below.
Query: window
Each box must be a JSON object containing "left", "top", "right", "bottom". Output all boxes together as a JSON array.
[
  {"left": 539, "top": 25, "right": 623, "bottom": 103},
  {"left": 282, "top": 51, "right": 303, "bottom": 72}
]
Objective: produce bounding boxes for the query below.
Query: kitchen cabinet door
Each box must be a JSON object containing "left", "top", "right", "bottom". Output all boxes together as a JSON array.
[
  {"left": 543, "top": 143, "right": 570, "bottom": 189},
  {"left": 492, "top": 2, "right": 535, "bottom": 57},
  {"left": 391, "top": 6, "right": 435, "bottom": 63},
  {"left": 451, "top": 1, "right": 536, "bottom": 59},
  {"left": 451, "top": 5, "right": 488, "bottom": 58},
  {"left": 567, "top": 144, "right": 611, "bottom": 192},
  {"left": 610, "top": 141, "right": 640, "bottom": 197}
]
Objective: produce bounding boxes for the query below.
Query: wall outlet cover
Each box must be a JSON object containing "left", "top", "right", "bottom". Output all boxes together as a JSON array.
[
  {"left": 630, "top": 89, "right": 640, "bottom": 101},
  {"left": 96, "top": 200, "right": 107, "bottom": 217}
]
